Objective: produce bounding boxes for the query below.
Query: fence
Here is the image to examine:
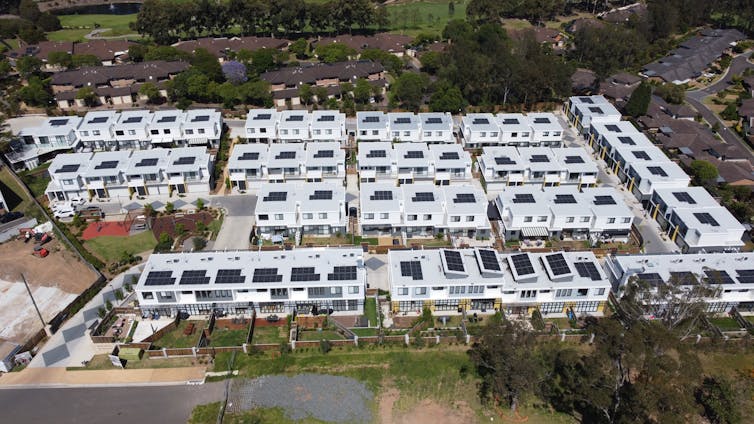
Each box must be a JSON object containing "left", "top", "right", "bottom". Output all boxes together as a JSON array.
[
  {"left": 142, "top": 315, "right": 180, "bottom": 343},
  {"left": 48, "top": 274, "right": 106, "bottom": 334}
]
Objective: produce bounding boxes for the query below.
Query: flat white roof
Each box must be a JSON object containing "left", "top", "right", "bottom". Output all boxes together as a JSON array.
[
  {"left": 278, "top": 110, "right": 312, "bottom": 130},
  {"left": 356, "top": 111, "right": 388, "bottom": 130},
  {"left": 443, "top": 185, "right": 489, "bottom": 216},
  {"left": 268, "top": 143, "right": 305, "bottom": 168},
  {"left": 388, "top": 112, "right": 420, "bottom": 131},
  {"left": 87, "top": 150, "right": 130, "bottom": 177},
  {"left": 183, "top": 109, "right": 221, "bottom": 130},
  {"left": 652, "top": 186, "right": 719, "bottom": 210},
  {"left": 518, "top": 147, "right": 559, "bottom": 172},
  {"left": 590, "top": 120, "right": 644, "bottom": 137},
  {"left": 393, "top": 143, "right": 430, "bottom": 168},
  {"left": 610, "top": 252, "right": 754, "bottom": 287},
  {"left": 360, "top": 182, "right": 402, "bottom": 213},
  {"left": 79, "top": 110, "right": 118, "bottom": 132},
  {"left": 429, "top": 144, "right": 470, "bottom": 169},
  {"left": 48, "top": 152, "right": 93, "bottom": 178},
  {"left": 600, "top": 131, "right": 655, "bottom": 151},
  {"left": 357, "top": 142, "right": 394, "bottom": 167},
  {"left": 115, "top": 110, "right": 152, "bottom": 130},
  {"left": 402, "top": 184, "right": 444, "bottom": 214},
  {"left": 419, "top": 112, "right": 453, "bottom": 131},
  {"left": 245, "top": 109, "right": 279, "bottom": 127},
  {"left": 480, "top": 146, "right": 523, "bottom": 171},
  {"left": 553, "top": 147, "right": 598, "bottom": 174},
  {"left": 256, "top": 182, "right": 300, "bottom": 214},
  {"left": 18, "top": 116, "right": 83, "bottom": 138},
  {"left": 305, "top": 141, "right": 345, "bottom": 167},
  {"left": 527, "top": 112, "right": 562, "bottom": 132},
  {"left": 150, "top": 109, "right": 186, "bottom": 129},
  {"left": 228, "top": 143, "right": 268, "bottom": 170},
  {"left": 462, "top": 113, "right": 498, "bottom": 132},
  {"left": 125, "top": 148, "right": 169, "bottom": 175},
  {"left": 496, "top": 113, "right": 530, "bottom": 133},
  {"left": 297, "top": 182, "right": 346, "bottom": 213},
  {"left": 629, "top": 161, "right": 690, "bottom": 186},
  {"left": 310, "top": 110, "right": 345, "bottom": 130},
  {"left": 497, "top": 186, "right": 631, "bottom": 219},
  {"left": 166, "top": 147, "right": 210, "bottom": 173}
]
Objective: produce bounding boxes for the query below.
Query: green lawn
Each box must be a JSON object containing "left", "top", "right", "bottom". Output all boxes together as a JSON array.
[
  {"left": 710, "top": 317, "right": 744, "bottom": 331},
  {"left": 385, "top": 0, "right": 468, "bottom": 37},
  {"left": 252, "top": 325, "right": 287, "bottom": 344},
  {"left": 0, "top": 166, "right": 30, "bottom": 213},
  {"left": 209, "top": 328, "right": 247, "bottom": 347},
  {"left": 70, "top": 353, "right": 197, "bottom": 370},
  {"left": 364, "top": 297, "right": 378, "bottom": 327},
  {"left": 407, "top": 237, "right": 451, "bottom": 247},
  {"left": 59, "top": 14, "right": 138, "bottom": 33},
  {"left": 84, "top": 231, "right": 157, "bottom": 263},
  {"left": 351, "top": 327, "right": 379, "bottom": 337},
  {"left": 188, "top": 402, "right": 221, "bottom": 424},
  {"left": 151, "top": 320, "right": 205, "bottom": 349},
  {"left": 18, "top": 163, "right": 51, "bottom": 199},
  {"left": 298, "top": 330, "right": 344, "bottom": 341},
  {"left": 46, "top": 29, "right": 92, "bottom": 42}
]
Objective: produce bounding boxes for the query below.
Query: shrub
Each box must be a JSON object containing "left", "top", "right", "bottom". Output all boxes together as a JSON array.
[
  {"left": 97, "top": 307, "right": 106, "bottom": 318},
  {"left": 319, "top": 339, "right": 331, "bottom": 354},
  {"left": 114, "top": 288, "right": 124, "bottom": 301},
  {"left": 413, "top": 335, "right": 426, "bottom": 349},
  {"left": 165, "top": 202, "right": 175, "bottom": 214},
  {"left": 193, "top": 237, "right": 207, "bottom": 251},
  {"left": 105, "top": 300, "right": 113, "bottom": 310},
  {"left": 196, "top": 198, "right": 205, "bottom": 210}
]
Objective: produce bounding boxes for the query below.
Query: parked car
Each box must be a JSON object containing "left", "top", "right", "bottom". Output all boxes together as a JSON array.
[
  {"left": 69, "top": 197, "right": 86, "bottom": 206},
  {"left": 0, "top": 211, "right": 23, "bottom": 223},
  {"left": 51, "top": 202, "right": 72, "bottom": 212},
  {"left": 53, "top": 207, "right": 75, "bottom": 219}
]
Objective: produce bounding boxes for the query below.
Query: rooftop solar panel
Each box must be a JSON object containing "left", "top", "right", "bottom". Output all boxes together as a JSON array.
[
  {"left": 669, "top": 271, "right": 698, "bottom": 286},
  {"left": 495, "top": 157, "right": 516, "bottom": 165},
  {"left": 173, "top": 157, "right": 196, "bottom": 165},
  {"left": 179, "top": 270, "right": 210, "bottom": 285},
  {"left": 191, "top": 115, "right": 210, "bottom": 122},
  {"left": 263, "top": 191, "right": 287, "bottom": 201},
  {"left": 704, "top": 269, "right": 735, "bottom": 285},
  {"left": 328, "top": 266, "right": 357, "bottom": 281},
  {"left": 512, "top": 193, "right": 535, "bottom": 204},
  {"left": 694, "top": 212, "right": 720, "bottom": 227},
  {"left": 215, "top": 269, "right": 245, "bottom": 284},
  {"left": 135, "top": 158, "right": 159, "bottom": 167},
  {"left": 317, "top": 115, "right": 335, "bottom": 122},
  {"left": 370, "top": 190, "right": 393, "bottom": 201},
  {"left": 443, "top": 250, "right": 465, "bottom": 273},
  {"left": 399, "top": 261, "right": 423, "bottom": 280},
  {"left": 309, "top": 190, "right": 333, "bottom": 200},
  {"left": 412, "top": 192, "right": 435, "bottom": 202},
  {"left": 404, "top": 151, "right": 424, "bottom": 159},
  {"left": 56, "top": 164, "right": 80, "bottom": 173},
  {"left": 453, "top": 193, "right": 476, "bottom": 204},
  {"left": 564, "top": 156, "right": 585, "bottom": 164},
  {"left": 647, "top": 166, "right": 668, "bottom": 177},
  {"left": 618, "top": 136, "right": 635, "bottom": 145},
  {"left": 588, "top": 107, "right": 604, "bottom": 113},
  {"left": 252, "top": 268, "right": 283, "bottom": 283},
  {"left": 736, "top": 269, "right": 754, "bottom": 284},
  {"left": 605, "top": 124, "right": 621, "bottom": 132},
  {"left": 362, "top": 116, "right": 380, "bottom": 123},
  {"left": 143, "top": 271, "right": 175, "bottom": 286},
  {"left": 394, "top": 117, "right": 411, "bottom": 124},
  {"left": 635, "top": 272, "right": 664, "bottom": 287},
  {"left": 530, "top": 154, "right": 550, "bottom": 163},
  {"left": 157, "top": 116, "right": 177, "bottom": 123},
  {"left": 49, "top": 119, "right": 69, "bottom": 126},
  {"left": 478, "top": 249, "right": 501, "bottom": 271},
  {"left": 366, "top": 150, "right": 387, "bottom": 158},
  {"left": 122, "top": 116, "right": 143, "bottom": 124},
  {"left": 439, "top": 151, "right": 460, "bottom": 160},
  {"left": 593, "top": 195, "right": 616, "bottom": 205},
  {"left": 94, "top": 160, "right": 118, "bottom": 170},
  {"left": 275, "top": 151, "right": 296, "bottom": 160},
  {"left": 472, "top": 118, "right": 489, "bottom": 125},
  {"left": 87, "top": 116, "right": 109, "bottom": 124},
  {"left": 579, "top": 97, "right": 594, "bottom": 104},
  {"left": 425, "top": 117, "right": 442, "bottom": 124},
  {"left": 313, "top": 150, "right": 334, "bottom": 158},
  {"left": 510, "top": 253, "right": 535, "bottom": 276},
  {"left": 239, "top": 152, "right": 260, "bottom": 160},
  {"left": 502, "top": 118, "right": 520, "bottom": 125},
  {"left": 574, "top": 261, "right": 601, "bottom": 281},
  {"left": 632, "top": 151, "right": 651, "bottom": 160},
  {"left": 532, "top": 117, "right": 551, "bottom": 124},
  {"left": 285, "top": 115, "right": 304, "bottom": 122},
  {"left": 291, "top": 267, "right": 320, "bottom": 282},
  {"left": 554, "top": 194, "right": 577, "bottom": 204},
  {"left": 672, "top": 192, "right": 696, "bottom": 204},
  {"left": 545, "top": 253, "right": 571, "bottom": 276},
  {"left": 254, "top": 113, "right": 272, "bottom": 120}
]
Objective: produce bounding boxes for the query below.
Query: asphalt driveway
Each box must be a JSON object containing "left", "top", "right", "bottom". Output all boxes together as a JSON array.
[{"left": 211, "top": 194, "right": 257, "bottom": 250}]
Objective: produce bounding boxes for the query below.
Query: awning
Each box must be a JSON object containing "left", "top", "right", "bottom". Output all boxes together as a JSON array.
[
  {"left": 188, "top": 137, "right": 209, "bottom": 145},
  {"left": 150, "top": 137, "right": 173, "bottom": 144},
  {"left": 307, "top": 170, "right": 323, "bottom": 179},
  {"left": 521, "top": 226, "right": 550, "bottom": 237},
  {"left": 360, "top": 169, "right": 376, "bottom": 178}
]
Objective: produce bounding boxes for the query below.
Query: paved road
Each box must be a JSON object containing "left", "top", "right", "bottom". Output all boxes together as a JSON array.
[
  {"left": 211, "top": 194, "right": 256, "bottom": 250},
  {"left": 686, "top": 51, "right": 754, "bottom": 157},
  {"left": 0, "top": 384, "right": 224, "bottom": 424}
]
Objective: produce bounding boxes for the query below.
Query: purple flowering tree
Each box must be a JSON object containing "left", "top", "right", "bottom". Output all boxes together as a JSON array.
[{"left": 222, "top": 61, "right": 248, "bottom": 85}]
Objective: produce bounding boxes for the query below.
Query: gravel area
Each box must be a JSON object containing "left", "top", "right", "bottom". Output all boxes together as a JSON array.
[{"left": 228, "top": 374, "right": 374, "bottom": 422}]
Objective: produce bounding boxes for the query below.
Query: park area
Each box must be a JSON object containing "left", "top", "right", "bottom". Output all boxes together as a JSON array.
[{"left": 48, "top": 14, "right": 138, "bottom": 42}]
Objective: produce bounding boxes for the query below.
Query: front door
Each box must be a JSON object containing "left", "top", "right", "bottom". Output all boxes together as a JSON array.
[
  {"left": 176, "top": 184, "right": 186, "bottom": 194},
  {"left": 238, "top": 180, "right": 247, "bottom": 191},
  {"left": 136, "top": 186, "right": 147, "bottom": 196},
  {"left": 95, "top": 188, "right": 107, "bottom": 199}
]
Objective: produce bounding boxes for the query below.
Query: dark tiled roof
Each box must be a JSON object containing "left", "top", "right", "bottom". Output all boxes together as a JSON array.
[
  {"left": 51, "top": 61, "right": 189, "bottom": 88},
  {"left": 311, "top": 33, "right": 412, "bottom": 53},
  {"left": 73, "top": 40, "right": 134, "bottom": 61},
  {"left": 172, "top": 36, "right": 290, "bottom": 57},
  {"left": 261, "top": 60, "right": 384, "bottom": 87},
  {"left": 571, "top": 68, "right": 597, "bottom": 91}
]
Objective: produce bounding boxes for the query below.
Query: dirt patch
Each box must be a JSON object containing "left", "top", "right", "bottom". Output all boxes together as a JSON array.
[
  {"left": 391, "top": 399, "right": 476, "bottom": 424},
  {"left": 151, "top": 211, "right": 213, "bottom": 239}
]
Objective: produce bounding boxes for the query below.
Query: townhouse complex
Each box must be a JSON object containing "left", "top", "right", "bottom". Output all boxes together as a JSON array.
[
  {"left": 459, "top": 112, "right": 564, "bottom": 148},
  {"left": 7, "top": 109, "right": 222, "bottom": 170},
  {"left": 566, "top": 95, "right": 745, "bottom": 253},
  {"left": 245, "top": 110, "right": 347, "bottom": 144},
  {"left": 356, "top": 111, "right": 454, "bottom": 143},
  {"left": 357, "top": 143, "right": 472, "bottom": 185}
]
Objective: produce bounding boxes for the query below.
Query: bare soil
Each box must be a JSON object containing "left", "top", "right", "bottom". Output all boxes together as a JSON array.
[{"left": 379, "top": 386, "right": 476, "bottom": 424}]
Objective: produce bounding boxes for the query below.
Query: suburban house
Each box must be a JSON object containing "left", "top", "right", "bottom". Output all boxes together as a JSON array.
[
  {"left": 494, "top": 186, "right": 633, "bottom": 243},
  {"left": 182, "top": 109, "right": 223, "bottom": 148},
  {"left": 387, "top": 112, "right": 422, "bottom": 142},
  {"left": 266, "top": 143, "right": 306, "bottom": 182},
  {"left": 460, "top": 113, "right": 500, "bottom": 148},
  {"left": 135, "top": 247, "right": 367, "bottom": 316},
  {"left": 227, "top": 143, "right": 269, "bottom": 191},
  {"left": 496, "top": 113, "right": 533, "bottom": 146},
  {"left": 526, "top": 113, "right": 564, "bottom": 146},
  {"left": 393, "top": 143, "right": 431, "bottom": 184},
  {"left": 311, "top": 33, "right": 413, "bottom": 57},
  {"left": 428, "top": 144, "right": 473, "bottom": 184},
  {"left": 564, "top": 95, "right": 622, "bottom": 134},
  {"left": 278, "top": 110, "right": 312, "bottom": 143},
  {"left": 739, "top": 98, "right": 754, "bottom": 138},
  {"left": 9, "top": 39, "right": 133, "bottom": 67},
  {"left": 0, "top": 184, "right": 6, "bottom": 212},
  {"left": 641, "top": 28, "right": 745, "bottom": 84},
  {"left": 310, "top": 110, "right": 347, "bottom": 143},
  {"left": 388, "top": 249, "right": 610, "bottom": 316},
  {"left": 604, "top": 252, "right": 754, "bottom": 314},
  {"left": 648, "top": 187, "right": 745, "bottom": 253},
  {"left": 7, "top": 116, "right": 83, "bottom": 170},
  {"left": 478, "top": 146, "right": 598, "bottom": 192},
  {"left": 357, "top": 142, "right": 396, "bottom": 183},
  {"left": 461, "top": 112, "right": 564, "bottom": 148},
  {"left": 244, "top": 109, "right": 346, "bottom": 144},
  {"left": 254, "top": 182, "right": 347, "bottom": 238},
  {"left": 113, "top": 110, "right": 153, "bottom": 150},
  {"left": 172, "top": 36, "right": 290, "bottom": 61},
  {"left": 356, "top": 111, "right": 390, "bottom": 141},
  {"left": 245, "top": 109, "right": 279, "bottom": 143},
  {"left": 45, "top": 147, "right": 212, "bottom": 201},
  {"left": 419, "top": 112, "right": 454, "bottom": 144},
  {"left": 76, "top": 110, "right": 119, "bottom": 151},
  {"left": 356, "top": 143, "right": 471, "bottom": 185},
  {"left": 149, "top": 110, "right": 187, "bottom": 146},
  {"left": 303, "top": 142, "right": 346, "bottom": 182},
  {"left": 359, "top": 183, "right": 491, "bottom": 239}
]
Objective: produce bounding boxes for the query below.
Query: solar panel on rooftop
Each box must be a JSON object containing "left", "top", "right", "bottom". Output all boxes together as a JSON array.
[
  {"left": 443, "top": 250, "right": 465, "bottom": 273},
  {"left": 478, "top": 249, "right": 501, "bottom": 271},
  {"left": 510, "top": 254, "right": 535, "bottom": 276},
  {"left": 545, "top": 253, "right": 571, "bottom": 276}
]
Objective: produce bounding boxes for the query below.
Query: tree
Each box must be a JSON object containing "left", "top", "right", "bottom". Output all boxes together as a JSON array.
[
  {"left": 191, "top": 48, "right": 224, "bottom": 82},
  {"left": 353, "top": 78, "right": 372, "bottom": 104},
  {"left": 143, "top": 46, "right": 191, "bottom": 62},
  {"left": 308, "top": 2, "right": 332, "bottom": 33},
  {"left": 47, "top": 51, "right": 72, "bottom": 69},
  {"left": 314, "top": 42, "right": 356, "bottom": 63},
  {"left": 249, "top": 48, "right": 278, "bottom": 74},
  {"left": 375, "top": 5, "right": 389, "bottom": 30},
  {"left": 448, "top": 1, "right": 455, "bottom": 16},
  {"left": 390, "top": 72, "right": 429, "bottom": 111},
  {"left": 655, "top": 83, "right": 685, "bottom": 104},
  {"left": 289, "top": 38, "right": 309, "bottom": 59},
  {"left": 18, "top": 0, "right": 41, "bottom": 22},
  {"left": 76, "top": 87, "right": 99, "bottom": 107},
  {"left": 139, "top": 82, "right": 163, "bottom": 104},
  {"left": 18, "top": 76, "right": 53, "bottom": 107},
  {"left": 720, "top": 103, "right": 738, "bottom": 121},
  {"left": 37, "top": 13, "right": 61, "bottom": 32},
  {"left": 696, "top": 377, "right": 741, "bottom": 424},
  {"left": 429, "top": 80, "right": 466, "bottom": 112},
  {"left": 15, "top": 56, "right": 42, "bottom": 79},
  {"left": 165, "top": 202, "right": 175, "bottom": 214},
  {"left": 470, "top": 320, "right": 541, "bottom": 412},
  {"left": 128, "top": 44, "right": 149, "bottom": 63},
  {"left": 419, "top": 51, "right": 442, "bottom": 74},
  {"left": 298, "top": 83, "right": 313, "bottom": 105},
  {"left": 625, "top": 82, "right": 652, "bottom": 117},
  {"left": 360, "top": 48, "right": 403, "bottom": 75},
  {"left": 690, "top": 160, "right": 719, "bottom": 185},
  {"left": 71, "top": 54, "right": 101, "bottom": 68},
  {"left": 313, "top": 86, "right": 328, "bottom": 104},
  {"left": 222, "top": 60, "right": 248, "bottom": 85}
]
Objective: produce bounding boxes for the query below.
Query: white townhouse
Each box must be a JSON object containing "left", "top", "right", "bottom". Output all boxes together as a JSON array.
[
  {"left": 564, "top": 95, "right": 622, "bottom": 134},
  {"left": 593, "top": 127, "right": 655, "bottom": 162},
  {"left": 255, "top": 182, "right": 347, "bottom": 237},
  {"left": 45, "top": 152, "right": 92, "bottom": 201},
  {"left": 124, "top": 149, "right": 171, "bottom": 197},
  {"left": 113, "top": 110, "right": 152, "bottom": 150},
  {"left": 77, "top": 110, "right": 118, "bottom": 151},
  {"left": 460, "top": 113, "right": 500, "bottom": 148},
  {"left": 443, "top": 185, "right": 492, "bottom": 238},
  {"left": 496, "top": 113, "right": 532, "bottom": 146},
  {"left": 393, "top": 143, "right": 431, "bottom": 184},
  {"left": 401, "top": 184, "right": 446, "bottom": 237},
  {"left": 553, "top": 147, "right": 598, "bottom": 188},
  {"left": 586, "top": 120, "right": 644, "bottom": 152},
  {"left": 310, "top": 110, "right": 346, "bottom": 143},
  {"left": 518, "top": 147, "right": 563, "bottom": 187},
  {"left": 648, "top": 187, "right": 745, "bottom": 253},
  {"left": 359, "top": 182, "right": 403, "bottom": 236},
  {"left": 624, "top": 160, "right": 690, "bottom": 202},
  {"left": 82, "top": 150, "right": 130, "bottom": 199},
  {"left": 356, "top": 111, "right": 390, "bottom": 141},
  {"left": 387, "top": 112, "right": 421, "bottom": 142},
  {"left": 604, "top": 253, "right": 754, "bottom": 314},
  {"left": 304, "top": 142, "right": 346, "bottom": 182},
  {"left": 478, "top": 146, "right": 526, "bottom": 190},
  {"left": 245, "top": 109, "right": 278, "bottom": 143},
  {"left": 135, "top": 247, "right": 367, "bottom": 316},
  {"left": 388, "top": 248, "right": 610, "bottom": 316},
  {"left": 418, "top": 112, "right": 454, "bottom": 144},
  {"left": 9, "top": 116, "right": 83, "bottom": 170},
  {"left": 357, "top": 142, "right": 396, "bottom": 182},
  {"left": 228, "top": 143, "right": 269, "bottom": 191},
  {"left": 527, "top": 113, "right": 564, "bottom": 146},
  {"left": 267, "top": 143, "right": 306, "bottom": 182},
  {"left": 149, "top": 109, "right": 186, "bottom": 147},
  {"left": 428, "top": 144, "right": 472, "bottom": 184},
  {"left": 182, "top": 109, "right": 223, "bottom": 148},
  {"left": 163, "top": 147, "right": 213, "bottom": 195},
  {"left": 494, "top": 186, "right": 632, "bottom": 242},
  {"left": 278, "top": 110, "right": 312, "bottom": 142}
]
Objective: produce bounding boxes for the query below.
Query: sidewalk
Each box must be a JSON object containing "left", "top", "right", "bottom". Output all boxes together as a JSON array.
[{"left": 0, "top": 366, "right": 206, "bottom": 388}]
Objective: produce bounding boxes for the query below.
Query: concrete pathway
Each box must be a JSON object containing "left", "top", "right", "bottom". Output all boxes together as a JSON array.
[{"left": 0, "top": 366, "right": 206, "bottom": 388}]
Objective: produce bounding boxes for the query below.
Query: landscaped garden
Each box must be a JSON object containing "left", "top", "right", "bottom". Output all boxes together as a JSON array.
[
  {"left": 151, "top": 320, "right": 206, "bottom": 349},
  {"left": 251, "top": 325, "right": 287, "bottom": 344},
  {"left": 209, "top": 328, "right": 248, "bottom": 347},
  {"left": 84, "top": 231, "right": 157, "bottom": 263},
  {"left": 298, "top": 329, "right": 345, "bottom": 341}
]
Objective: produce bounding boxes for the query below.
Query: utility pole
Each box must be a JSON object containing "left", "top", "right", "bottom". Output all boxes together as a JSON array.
[{"left": 21, "top": 273, "right": 46, "bottom": 332}]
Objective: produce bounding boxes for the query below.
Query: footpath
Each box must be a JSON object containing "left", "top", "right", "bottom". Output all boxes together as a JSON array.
[{"left": 0, "top": 366, "right": 206, "bottom": 388}]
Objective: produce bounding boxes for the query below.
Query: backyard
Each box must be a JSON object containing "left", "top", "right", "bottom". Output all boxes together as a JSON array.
[
  {"left": 298, "top": 329, "right": 344, "bottom": 341},
  {"left": 84, "top": 231, "right": 158, "bottom": 263},
  {"left": 0, "top": 166, "right": 46, "bottom": 222},
  {"left": 48, "top": 14, "right": 139, "bottom": 41},
  {"left": 252, "top": 325, "right": 287, "bottom": 345},
  {"left": 73, "top": 353, "right": 197, "bottom": 370},
  {"left": 363, "top": 297, "right": 378, "bottom": 327},
  {"left": 301, "top": 234, "right": 377, "bottom": 246},
  {"left": 209, "top": 328, "right": 248, "bottom": 347},
  {"left": 151, "top": 319, "right": 206, "bottom": 349}
]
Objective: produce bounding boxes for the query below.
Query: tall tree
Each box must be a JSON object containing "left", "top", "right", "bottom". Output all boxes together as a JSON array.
[{"left": 624, "top": 81, "right": 652, "bottom": 117}]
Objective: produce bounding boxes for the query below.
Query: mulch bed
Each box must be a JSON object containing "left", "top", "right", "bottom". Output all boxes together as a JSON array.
[{"left": 150, "top": 211, "right": 213, "bottom": 239}]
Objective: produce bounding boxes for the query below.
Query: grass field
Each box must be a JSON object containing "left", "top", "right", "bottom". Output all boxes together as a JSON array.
[
  {"left": 0, "top": 167, "right": 31, "bottom": 213},
  {"left": 209, "top": 328, "right": 247, "bottom": 347},
  {"left": 151, "top": 320, "right": 205, "bottom": 348},
  {"left": 351, "top": 327, "right": 379, "bottom": 337},
  {"left": 18, "top": 163, "right": 51, "bottom": 199},
  {"left": 72, "top": 353, "right": 197, "bottom": 370},
  {"left": 385, "top": 0, "right": 468, "bottom": 37},
  {"left": 84, "top": 231, "right": 157, "bottom": 262},
  {"left": 252, "top": 325, "right": 287, "bottom": 344},
  {"left": 298, "top": 330, "right": 345, "bottom": 341},
  {"left": 364, "top": 297, "right": 378, "bottom": 327},
  {"left": 49, "top": 14, "right": 139, "bottom": 41}
]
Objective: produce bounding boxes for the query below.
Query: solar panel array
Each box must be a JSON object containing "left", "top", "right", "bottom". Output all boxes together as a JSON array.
[
  {"left": 588, "top": 106, "right": 604, "bottom": 113},
  {"left": 252, "top": 268, "right": 283, "bottom": 283},
  {"left": 136, "top": 158, "right": 159, "bottom": 167},
  {"left": 510, "top": 254, "right": 535, "bottom": 276},
  {"left": 328, "top": 266, "right": 357, "bottom": 281},
  {"left": 453, "top": 194, "right": 476, "bottom": 204},
  {"left": 317, "top": 115, "right": 335, "bottom": 122},
  {"left": 704, "top": 269, "right": 735, "bottom": 285},
  {"left": 579, "top": 97, "right": 594, "bottom": 104},
  {"left": 157, "top": 116, "right": 177, "bottom": 123},
  {"left": 554, "top": 194, "right": 577, "bottom": 204},
  {"left": 362, "top": 116, "right": 380, "bottom": 123},
  {"left": 478, "top": 249, "right": 501, "bottom": 271},
  {"left": 472, "top": 118, "right": 489, "bottom": 125},
  {"left": 400, "top": 261, "right": 423, "bottom": 280},
  {"left": 425, "top": 117, "right": 443, "bottom": 124},
  {"left": 215, "top": 269, "right": 245, "bottom": 284},
  {"left": 512, "top": 193, "right": 535, "bottom": 203},
  {"left": 275, "top": 151, "right": 296, "bottom": 160},
  {"left": 495, "top": 157, "right": 516, "bottom": 165},
  {"left": 404, "top": 151, "right": 424, "bottom": 159},
  {"left": 439, "top": 152, "right": 460, "bottom": 160},
  {"left": 593, "top": 195, "right": 616, "bottom": 205},
  {"left": 122, "top": 116, "right": 143, "bottom": 124},
  {"left": 647, "top": 166, "right": 668, "bottom": 177},
  {"left": 502, "top": 118, "right": 520, "bottom": 125},
  {"left": 180, "top": 270, "right": 210, "bottom": 285},
  {"left": 605, "top": 124, "right": 621, "bottom": 132},
  {"left": 191, "top": 115, "right": 210, "bottom": 122},
  {"left": 574, "top": 262, "right": 601, "bottom": 281},
  {"left": 309, "top": 190, "right": 332, "bottom": 200},
  {"left": 443, "top": 250, "right": 465, "bottom": 272},
  {"left": 412, "top": 192, "right": 435, "bottom": 202},
  {"left": 173, "top": 157, "right": 196, "bottom": 165},
  {"left": 88, "top": 116, "right": 109, "bottom": 124},
  {"left": 56, "top": 164, "right": 80, "bottom": 173},
  {"left": 672, "top": 192, "right": 696, "bottom": 204},
  {"left": 669, "top": 271, "right": 698, "bottom": 286},
  {"left": 285, "top": 115, "right": 304, "bottom": 122},
  {"left": 636, "top": 272, "right": 664, "bottom": 286},
  {"left": 291, "top": 267, "right": 320, "bottom": 282},
  {"left": 239, "top": 152, "right": 260, "bottom": 161},
  {"left": 532, "top": 117, "right": 551, "bottom": 124},
  {"left": 94, "top": 160, "right": 118, "bottom": 170},
  {"left": 254, "top": 113, "right": 272, "bottom": 120},
  {"left": 144, "top": 271, "right": 175, "bottom": 286},
  {"left": 736, "top": 269, "right": 754, "bottom": 284},
  {"left": 530, "top": 154, "right": 550, "bottom": 163},
  {"left": 313, "top": 150, "right": 334, "bottom": 158},
  {"left": 694, "top": 212, "right": 720, "bottom": 226},
  {"left": 366, "top": 150, "right": 386, "bottom": 158},
  {"left": 618, "top": 136, "right": 635, "bottom": 145},
  {"left": 564, "top": 156, "right": 584, "bottom": 164},
  {"left": 394, "top": 117, "right": 411, "bottom": 124},
  {"left": 545, "top": 253, "right": 571, "bottom": 276},
  {"left": 263, "top": 191, "right": 287, "bottom": 202},
  {"left": 49, "top": 119, "right": 69, "bottom": 126},
  {"left": 632, "top": 151, "right": 651, "bottom": 160},
  {"left": 370, "top": 190, "right": 393, "bottom": 201}
]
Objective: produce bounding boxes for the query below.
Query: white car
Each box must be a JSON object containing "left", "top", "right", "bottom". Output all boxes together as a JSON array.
[
  {"left": 53, "top": 207, "right": 76, "bottom": 219},
  {"left": 69, "top": 197, "right": 86, "bottom": 206},
  {"left": 51, "top": 202, "right": 72, "bottom": 212}
]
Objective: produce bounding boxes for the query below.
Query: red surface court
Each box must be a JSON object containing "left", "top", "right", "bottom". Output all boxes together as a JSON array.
[{"left": 81, "top": 221, "right": 130, "bottom": 240}]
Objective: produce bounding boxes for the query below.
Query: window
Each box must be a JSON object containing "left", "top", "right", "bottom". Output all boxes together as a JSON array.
[
  {"left": 556, "top": 289, "right": 572, "bottom": 297},
  {"left": 92, "top": 130, "right": 100, "bottom": 136},
  {"left": 423, "top": 214, "right": 432, "bottom": 220},
  {"left": 607, "top": 218, "right": 616, "bottom": 224},
  {"left": 449, "top": 286, "right": 466, "bottom": 294},
  {"left": 128, "top": 129, "right": 136, "bottom": 135},
  {"left": 313, "top": 129, "right": 321, "bottom": 135},
  {"left": 318, "top": 212, "right": 327, "bottom": 219},
  {"left": 248, "top": 128, "right": 255, "bottom": 134},
  {"left": 164, "top": 129, "right": 171, "bottom": 134},
  {"left": 537, "top": 216, "right": 547, "bottom": 222},
  {"left": 511, "top": 132, "right": 518, "bottom": 138},
  {"left": 380, "top": 213, "right": 389, "bottom": 219},
  {"left": 142, "top": 292, "right": 154, "bottom": 300},
  {"left": 553, "top": 131, "right": 561, "bottom": 137},
  {"left": 81, "top": 131, "right": 89, "bottom": 136},
  {"left": 524, "top": 216, "right": 533, "bottom": 223},
  {"left": 466, "top": 216, "right": 474, "bottom": 222},
  {"left": 408, "top": 214, "right": 417, "bottom": 221},
  {"left": 398, "top": 287, "right": 408, "bottom": 295},
  {"left": 281, "top": 129, "right": 288, "bottom": 135},
  {"left": 403, "top": 131, "right": 410, "bottom": 137},
  {"left": 622, "top": 217, "right": 631, "bottom": 223},
  {"left": 326, "top": 129, "right": 332, "bottom": 135},
  {"left": 543, "top": 131, "right": 549, "bottom": 137},
  {"left": 115, "top": 130, "right": 124, "bottom": 136},
  {"left": 520, "top": 290, "right": 536, "bottom": 298},
  {"left": 566, "top": 217, "right": 575, "bottom": 223},
  {"left": 364, "top": 213, "right": 374, "bottom": 219},
  {"left": 371, "top": 130, "right": 378, "bottom": 135},
  {"left": 258, "top": 214, "right": 269, "bottom": 220},
  {"left": 451, "top": 216, "right": 460, "bottom": 222},
  {"left": 468, "top": 285, "right": 483, "bottom": 294},
  {"left": 522, "top": 132, "right": 529, "bottom": 137},
  {"left": 580, "top": 216, "right": 590, "bottom": 222},
  {"left": 490, "top": 132, "right": 498, "bottom": 137},
  {"left": 293, "top": 129, "right": 299, "bottom": 135},
  {"left": 577, "top": 289, "right": 588, "bottom": 297},
  {"left": 597, "top": 288, "right": 605, "bottom": 296},
  {"left": 360, "top": 130, "right": 367, "bottom": 136},
  {"left": 185, "top": 129, "right": 194, "bottom": 135},
  {"left": 274, "top": 214, "right": 284, "bottom": 220},
  {"left": 392, "top": 131, "right": 399, "bottom": 137},
  {"left": 150, "top": 129, "right": 158, "bottom": 135},
  {"left": 302, "top": 213, "right": 313, "bottom": 219},
  {"left": 480, "top": 132, "right": 486, "bottom": 137},
  {"left": 348, "top": 286, "right": 359, "bottom": 294},
  {"left": 260, "top": 128, "right": 267, "bottom": 133},
  {"left": 415, "top": 287, "right": 427, "bottom": 295},
  {"left": 424, "top": 131, "right": 431, "bottom": 137}
]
